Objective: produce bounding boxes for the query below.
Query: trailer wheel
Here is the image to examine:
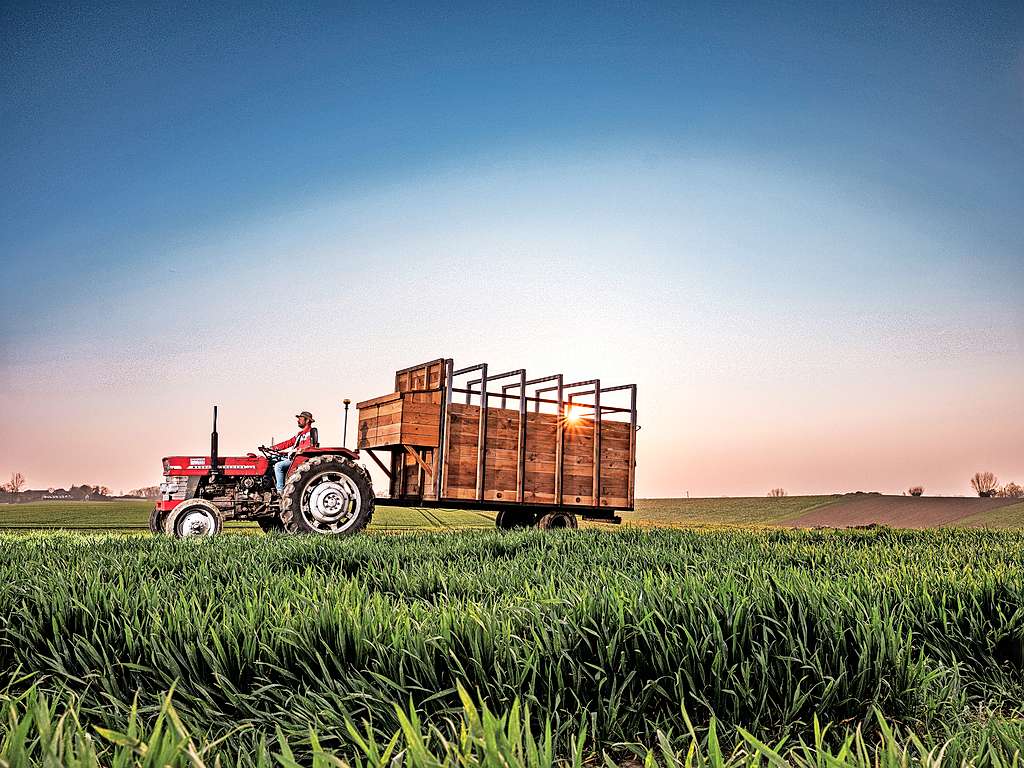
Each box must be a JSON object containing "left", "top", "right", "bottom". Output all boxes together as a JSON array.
[
  {"left": 537, "top": 510, "right": 578, "bottom": 530},
  {"left": 280, "top": 455, "right": 375, "bottom": 535},
  {"left": 163, "top": 499, "right": 223, "bottom": 538},
  {"left": 495, "top": 509, "right": 536, "bottom": 529}
]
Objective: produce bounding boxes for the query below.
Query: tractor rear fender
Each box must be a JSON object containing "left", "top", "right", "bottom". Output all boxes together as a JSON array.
[{"left": 289, "top": 447, "right": 360, "bottom": 474}]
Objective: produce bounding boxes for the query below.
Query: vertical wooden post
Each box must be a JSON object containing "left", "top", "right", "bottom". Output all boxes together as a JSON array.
[
  {"left": 516, "top": 369, "right": 527, "bottom": 502},
  {"left": 628, "top": 384, "right": 637, "bottom": 508},
  {"left": 555, "top": 376, "right": 564, "bottom": 506},
  {"left": 434, "top": 358, "right": 453, "bottom": 501},
  {"left": 475, "top": 364, "right": 488, "bottom": 501},
  {"left": 592, "top": 381, "right": 601, "bottom": 507}
]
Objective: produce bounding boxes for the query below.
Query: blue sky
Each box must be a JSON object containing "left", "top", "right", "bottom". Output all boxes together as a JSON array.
[{"left": 1, "top": 1, "right": 1022, "bottom": 494}]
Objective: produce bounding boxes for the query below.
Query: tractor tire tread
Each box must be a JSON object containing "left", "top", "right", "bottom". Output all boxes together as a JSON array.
[{"left": 280, "top": 454, "right": 375, "bottom": 535}]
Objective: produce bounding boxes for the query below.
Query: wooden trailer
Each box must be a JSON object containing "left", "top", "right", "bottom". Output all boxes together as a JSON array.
[{"left": 356, "top": 358, "right": 637, "bottom": 528}]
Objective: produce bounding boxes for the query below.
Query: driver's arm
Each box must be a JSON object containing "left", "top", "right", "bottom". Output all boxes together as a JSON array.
[{"left": 270, "top": 435, "right": 297, "bottom": 452}]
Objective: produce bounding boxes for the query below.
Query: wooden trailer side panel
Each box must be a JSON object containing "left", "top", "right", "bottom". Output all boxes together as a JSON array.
[
  {"left": 481, "top": 409, "right": 520, "bottom": 502},
  {"left": 599, "top": 421, "right": 631, "bottom": 508},
  {"left": 523, "top": 411, "right": 558, "bottom": 504},
  {"left": 356, "top": 396, "right": 441, "bottom": 449},
  {"left": 441, "top": 403, "right": 481, "bottom": 500},
  {"left": 441, "top": 403, "right": 632, "bottom": 509},
  {"left": 396, "top": 360, "right": 445, "bottom": 402},
  {"left": 562, "top": 423, "right": 595, "bottom": 506}
]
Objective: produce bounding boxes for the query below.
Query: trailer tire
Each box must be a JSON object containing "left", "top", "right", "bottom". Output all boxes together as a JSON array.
[
  {"left": 280, "top": 455, "right": 374, "bottom": 535},
  {"left": 537, "top": 510, "right": 578, "bottom": 530},
  {"left": 495, "top": 509, "right": 536, "bottom": 529},
  {"left": 163, "top": 499, "right": 224, "bottom": 538}
]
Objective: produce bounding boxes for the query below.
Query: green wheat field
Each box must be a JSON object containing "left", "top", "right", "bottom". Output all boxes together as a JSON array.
[
  {"left": 0, "top": 495, "right": 845, "bottom": 531},
  {"left": 2, "top": 501, "right": 1024, "bottom": 765}
]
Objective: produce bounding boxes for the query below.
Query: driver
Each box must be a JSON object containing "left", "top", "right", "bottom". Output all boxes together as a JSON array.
[{"left": 263, "top": 411, "right": 316, "bottom": 493}]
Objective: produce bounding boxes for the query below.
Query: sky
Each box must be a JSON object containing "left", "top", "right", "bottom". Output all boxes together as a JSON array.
[{"left": 1, "top": 1, "right": 1022, "bottom": 497}]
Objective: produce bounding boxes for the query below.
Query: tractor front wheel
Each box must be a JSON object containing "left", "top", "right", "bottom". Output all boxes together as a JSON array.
[
  {"left": 163, "top": 499, "right": 224, "bottom": 538},
  {"left": 280, "top": 455, "right": 374, "bottom": 535}
]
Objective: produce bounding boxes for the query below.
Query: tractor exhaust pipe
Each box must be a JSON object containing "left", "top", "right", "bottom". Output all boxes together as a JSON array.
[
  {"left": 342, "top": 399, "right": 351, "bottom": 448},
  {"left": 210, "top": 405, "right": 219, "bottom": 476}
]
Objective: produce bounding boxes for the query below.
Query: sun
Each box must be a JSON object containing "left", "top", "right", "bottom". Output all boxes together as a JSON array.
[{"left": 564, "top": 405, "right": 584, "bottom": 424}]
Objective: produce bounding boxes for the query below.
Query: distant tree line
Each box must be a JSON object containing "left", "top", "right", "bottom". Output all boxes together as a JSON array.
[
  {"left": 971, "top": 472, "right": 1022, "bottom": 499},
  {"left": 1, "top": 472, "right": 26, "bottom": 497},
  {"left": 766, "top": 475, "right": 1023, "bottom": 499},
  {"left": 1, "top": 473, "right": 130, "bottom": 502}
]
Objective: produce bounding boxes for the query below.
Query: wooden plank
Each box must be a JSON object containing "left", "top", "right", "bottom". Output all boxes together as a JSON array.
[
  {"left": 363, "top": 410, "right": 403, "bottom": 428},
  {"left": 357, "top": 392, "right": 402, "bottom": 409},
  {"left": 371, "top": 424, "right": 402, "bottom": 441},
  {"left": 563, "top": 494, "right": 596, "bottom": 506},
  {"left": 441, "top": 486, "right": 479, "bottom": 501},
  {"left": 484, "top": 489, "right": 522, "bottom": 502},
  {"left": 400, "top": 423, "right": 440, "bottom": 446}
]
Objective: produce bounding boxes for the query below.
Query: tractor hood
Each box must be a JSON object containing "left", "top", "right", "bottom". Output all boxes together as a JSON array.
[{"left": 162, "top": 455, "right": 268, "bottom": 476}]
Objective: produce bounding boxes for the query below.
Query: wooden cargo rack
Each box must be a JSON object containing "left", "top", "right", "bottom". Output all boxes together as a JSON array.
[{"left": 356, "top": 358, "right": 638, "bottom": 524}]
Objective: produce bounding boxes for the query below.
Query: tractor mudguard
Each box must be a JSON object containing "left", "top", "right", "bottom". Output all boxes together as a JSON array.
[{"left": 288, "top": 447, "right": 360, "bottom": 474}]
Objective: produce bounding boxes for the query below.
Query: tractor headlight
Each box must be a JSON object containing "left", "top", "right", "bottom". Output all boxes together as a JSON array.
[{"left": 159, "top": 476, "right": 189, "bottom": 500}]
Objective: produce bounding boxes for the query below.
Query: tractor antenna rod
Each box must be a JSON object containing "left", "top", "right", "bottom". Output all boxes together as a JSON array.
[
  {"left": 342, "top": 399, "right": 351, "bottom": 448},
  {"left": 210, "top": 405, "right": 219, "bottom": 476}
]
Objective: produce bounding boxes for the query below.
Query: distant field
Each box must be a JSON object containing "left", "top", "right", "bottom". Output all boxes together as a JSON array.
[
  {"left": 3, "top": 495, "right": 1022, "bottom": 531},
  {"left": 955, "top": 500, "right": 1024, "bottom": 528},
  {"left": 0, "top": 501, "right": 155, "bottom": 528},
  {"left": 631, "top": 495, "right": 840, "bottom": 526},
  {"left": 635, "top": 495, "right": 1024, "bottom": 530}
]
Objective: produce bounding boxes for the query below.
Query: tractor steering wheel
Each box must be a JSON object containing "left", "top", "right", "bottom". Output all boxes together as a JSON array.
[{"left": 259, "top": 445, "right": 284, "bottom": 460}]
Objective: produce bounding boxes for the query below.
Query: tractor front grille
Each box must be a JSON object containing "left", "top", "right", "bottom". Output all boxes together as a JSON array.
[{"left": 159, "top": 476, "right": 189, "bottom": 501}]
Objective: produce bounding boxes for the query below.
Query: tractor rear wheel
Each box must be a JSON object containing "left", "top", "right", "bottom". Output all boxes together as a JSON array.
[
  {"left": 280, "top": 455, "right": 374, "bottom": 535},
  {"left": 536, "top": 510, "right": 578, "bottom": 530},
  {"left": 163, "top": 499, "right": 224, "bottom": 538}
]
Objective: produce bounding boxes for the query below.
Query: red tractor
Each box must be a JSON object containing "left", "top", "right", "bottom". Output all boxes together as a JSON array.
[{"left": 151, "top": 407, "right": 374, "bottom": 538}]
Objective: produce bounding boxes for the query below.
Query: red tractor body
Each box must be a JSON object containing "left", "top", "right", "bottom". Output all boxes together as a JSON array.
[
  {"left": 154, "top": 422, "right": 372, "bottom": 537},
  {"left": 157, "top": 448, "right": 361, "bottom": 511}
]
